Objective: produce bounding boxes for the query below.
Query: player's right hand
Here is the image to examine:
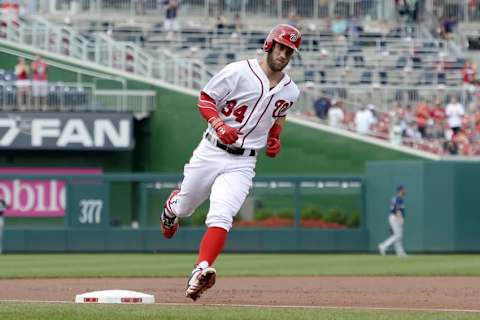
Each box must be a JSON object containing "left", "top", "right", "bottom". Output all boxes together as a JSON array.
[
  {"left": 216, "top": 124, "right": 239, "bottom": 144},
  {"left": 210, "top": 117, "right": 239, "bottom": 144}
]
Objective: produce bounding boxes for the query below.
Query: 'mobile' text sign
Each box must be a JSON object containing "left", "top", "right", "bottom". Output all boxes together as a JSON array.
[{"left": 0, "top": 167, "right": 102, "bottom": 217}]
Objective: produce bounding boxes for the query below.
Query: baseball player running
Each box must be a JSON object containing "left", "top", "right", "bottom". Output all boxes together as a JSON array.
[
  {"left": 378, "top": 185, "right": 408, "bottom": 257},
  {"left": 160, "top": 24, "right": 302, "bottom": 300}
]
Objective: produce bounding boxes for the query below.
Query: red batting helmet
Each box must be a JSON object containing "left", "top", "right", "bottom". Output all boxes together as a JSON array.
[{"left": 263, "top": 24, "right": 302, "bottom": 53}]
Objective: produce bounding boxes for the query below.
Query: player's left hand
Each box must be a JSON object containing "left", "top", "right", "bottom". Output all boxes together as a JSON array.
[{"left": 266, "top": 137, "right": 281, "bottom": 157}]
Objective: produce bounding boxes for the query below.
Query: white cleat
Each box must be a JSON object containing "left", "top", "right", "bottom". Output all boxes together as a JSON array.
[
  {"left": 185, "top": 266, "right": 216, "bottom": 301},
  {"left": 378, "top": 244, "right": 386, "bottom": 256}
]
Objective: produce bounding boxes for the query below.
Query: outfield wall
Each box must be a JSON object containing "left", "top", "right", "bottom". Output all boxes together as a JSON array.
[
  {"left": 366, "top": 161, "right": 480, "bottom": 252},
  {"left": 3, "top": 228, "right": 368, "bottom": 252},
  {"left": 3, "top": 162, "right": 480, "bottom": 252}
]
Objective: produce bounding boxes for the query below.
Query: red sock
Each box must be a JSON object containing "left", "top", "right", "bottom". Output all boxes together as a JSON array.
[{"left": 195, "top": 227, "right": 228, "bottom": 266}]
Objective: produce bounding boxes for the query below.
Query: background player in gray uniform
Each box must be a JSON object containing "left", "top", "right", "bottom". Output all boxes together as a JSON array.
[
  {"left": 0, "top": 196, "right": 8, "bottom": 254},
  {"left": 378, "top": 185, "right": 407, "bottom": 257}
]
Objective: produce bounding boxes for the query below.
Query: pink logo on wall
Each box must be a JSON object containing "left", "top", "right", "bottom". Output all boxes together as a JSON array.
[{"left": 0, "top": 168, "right": 102, "bottom": 217}]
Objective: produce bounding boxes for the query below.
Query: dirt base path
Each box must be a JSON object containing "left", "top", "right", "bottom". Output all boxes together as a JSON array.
[{"left": 1, "top": 277, "right": 479, "bottom": 310}]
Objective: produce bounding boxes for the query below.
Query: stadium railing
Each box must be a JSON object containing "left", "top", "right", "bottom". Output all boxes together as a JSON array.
[
  {"left": 31, "top": 0, "right": 393, "bottom": 21},
  {"left": 29, "top": 0, "right": 480, "bottom": 23},
  {"left": 0, "top": 80, "right": 156, "bottom": 112},
  {"left": 0, "top": 15, "right": 213, "bottom": 91}
]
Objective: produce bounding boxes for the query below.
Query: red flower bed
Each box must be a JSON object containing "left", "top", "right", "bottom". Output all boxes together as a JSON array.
[{"left": 301, "top": 219, "right": 346, "bottom": 228}]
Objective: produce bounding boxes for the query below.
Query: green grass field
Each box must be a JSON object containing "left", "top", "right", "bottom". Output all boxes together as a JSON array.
[
  {"left": 0, "top": 253, "right": 480, "bottom": 278},
  {"left": 1, "top": 254, "right": 479, "bottom": 319},
  {"left": 0, "top": 303, "right": 478, "bottom": 320}
]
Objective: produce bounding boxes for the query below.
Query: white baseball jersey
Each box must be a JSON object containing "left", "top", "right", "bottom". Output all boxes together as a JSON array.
[{"left": 202, "top": 59, "right": 300, "bottom": 149}]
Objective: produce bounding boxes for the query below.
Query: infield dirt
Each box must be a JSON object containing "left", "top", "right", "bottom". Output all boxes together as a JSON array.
[{"left": 0, "top": 277, "right": 479, "bottom": 310}]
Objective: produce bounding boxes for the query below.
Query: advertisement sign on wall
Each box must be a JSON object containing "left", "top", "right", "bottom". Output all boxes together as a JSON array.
[
  {"left": 0, "top": 168, "right": 102, "bottom": 217},
  {"left": 0, "top": 112, "right": 133, "bottom": 150}
]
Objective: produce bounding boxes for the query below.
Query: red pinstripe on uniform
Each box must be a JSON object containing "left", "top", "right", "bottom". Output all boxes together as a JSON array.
[
  {"left": 240, "top": 95, "right": 275, "bottom": 148},
  {"left": 238, "top": 60, "right": 264, "bottom": 133}
]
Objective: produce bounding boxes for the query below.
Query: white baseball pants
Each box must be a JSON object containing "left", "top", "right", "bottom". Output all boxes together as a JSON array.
[
  {"left": 380, "top": 214, "right": 407, "bottom": 256},
  {"left": 167, "top": 137, "right": 257, "bottom": 231}
]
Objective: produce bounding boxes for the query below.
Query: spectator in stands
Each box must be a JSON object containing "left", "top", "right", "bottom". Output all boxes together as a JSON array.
[
  {"left": 313, "top": 90, "right": 331, "bottom": 119},
  {"left": 355, "top": 105, "right": 376, "bottom": 135},
  {"left": 367, "top": 102, "right": 378, "bottom": 121},
  {"left": 31, "top": 55, "right": 48, "bottom": 111},
  {"left": 403, "top": 104, "right": 414, "bottom": 124},
  {"left": 215, "top": 15, "right": 227, "bottom": 34},
  {"left": 396, "top": 0, "right": 419, "bottom": 23},
  {"left": 328, "top": 100, "right": 345, "bottom": 128},
  {"left": 348, "top": 16, "right": 363, "bottom": 38},
  {"left": 462, "top": 59, "right": 477, "bottom": 85},
  {"left": 415, "top": 99, "right": 431, "bottom": 138},
  {"left": 440, "top": 15, "right": 457, "bottom": 40},
  {"left": 431, "top": 100, "right": 446, "bottom": 139},
  {"left": 331, "top": 16, "right": 348, "bottom": 39},
  {"left": 445, "top": 96, "right": 465, "bottom": 135},
  {"left": 403, "top": 120, "right": 420, "bottom": 139},
  {"left": 390, "top": 119, "right": 403, "bottom": 145},
  {"left": 15, "top": 57, "right": 30, "bottom": 111},
  {"left": 444, "top": 138, "right": 459, "bottom": 155},
  {"left": 233, "top": 13, "right": 244, "bottom": 33},
  {"left": 392, "top": 102, "right": 404, "bottom": 119},
  {"left": 452, "top": 130, "right": 471, "bottom": 155},
  {"left": 163, "top": 0, "right": 179, "bottom": 40}
]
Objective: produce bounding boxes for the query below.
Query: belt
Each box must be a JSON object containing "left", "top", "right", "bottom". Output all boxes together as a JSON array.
[{"left": 205, "top": 132, "right": 256, "bottom": 156}]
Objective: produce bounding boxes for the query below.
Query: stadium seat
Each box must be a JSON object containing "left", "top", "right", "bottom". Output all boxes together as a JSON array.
[
  {"left": 412, "top": 56, "right": 422, "bottom": 69},
  {"left": 379, "top": 71, "right": 388, "bottom": 85},
  {"left": 423, "top": 72, "right": 434, "bottom": 85},
  {"left": 304, "top": 70, "right": 315, "bottom": 82},
  {"left": 204, "top": 52, "right": 220, "bottom": 65},
  {"left": 360, "top": 71, "right": 372, "bottom": 84},
  {"left": 225, "top": 52, "right": 236, "bottom": 63},
  {"left": 437, "top": 72, "right": 446, "bottom": 85},
  {"left": 396, "top": 56, "right": 407, "bottom": 69}
]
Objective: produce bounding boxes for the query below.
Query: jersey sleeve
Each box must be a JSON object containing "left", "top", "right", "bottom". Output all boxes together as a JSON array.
[{"left": 202, "top": 63, "right": 237, "bottom": 106}]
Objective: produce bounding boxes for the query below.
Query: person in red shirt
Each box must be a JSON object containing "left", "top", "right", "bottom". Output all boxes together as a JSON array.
[
  {"left": 31, "top": 55, "right": 48, "bottom": 111},
  {"left": 415, "top": 99, "right": 431, "bottom": 138},
  {"left": 15, "top": 57, "right": 30, "bottom": 111},
  {"left": 452, "top": 130, "right": 472, "bottom": 155},
  {"left": 462, "top": 59, "right": 477, "bottom": 84}
]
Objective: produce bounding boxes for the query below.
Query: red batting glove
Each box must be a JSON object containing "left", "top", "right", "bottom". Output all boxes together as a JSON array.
[
  {"left": 209, "top": 117, "right": 239, "bottom": 145},
  {"left": 266, "top": 137, "right": 281, "bottom": 157}
]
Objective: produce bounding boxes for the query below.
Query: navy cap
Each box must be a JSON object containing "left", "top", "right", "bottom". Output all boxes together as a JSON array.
[{"left": 396, "top": 185, "right": 405, "bottom": 191}]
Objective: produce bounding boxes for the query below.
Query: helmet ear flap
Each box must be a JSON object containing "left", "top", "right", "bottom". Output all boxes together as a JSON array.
[
  {"left": 267, "top": 41, "right": 275, "bottom": 53},
  {"left": 263, "top": 40, "right": 276, "bottom": 53}
]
